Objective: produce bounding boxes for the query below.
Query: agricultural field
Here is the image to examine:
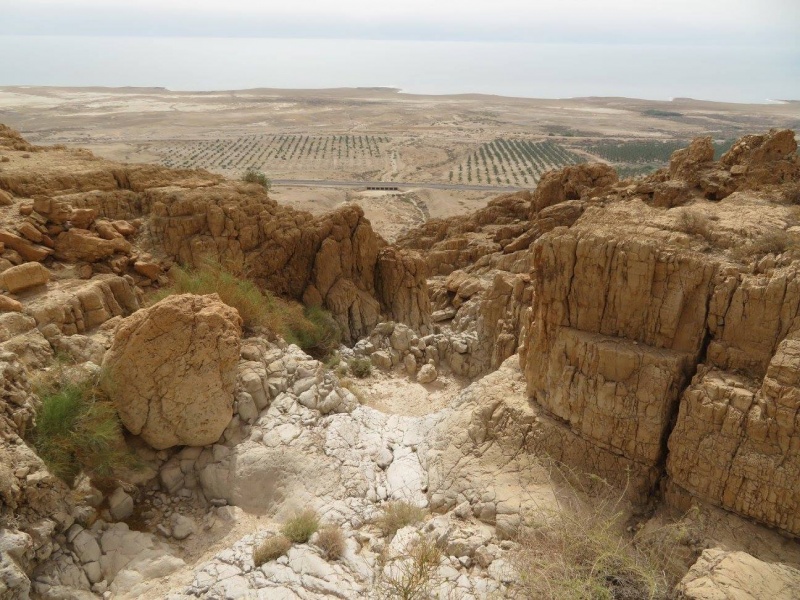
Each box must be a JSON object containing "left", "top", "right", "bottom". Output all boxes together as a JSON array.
[
  {"left": 157, "top": 134, "right": 391, "bottom": 179},
  {"left": 579, "top": 138, "right": 736, "bottom": 178},
  {"left": 448, "top": 139, "right": 585, "bottom": 186}
]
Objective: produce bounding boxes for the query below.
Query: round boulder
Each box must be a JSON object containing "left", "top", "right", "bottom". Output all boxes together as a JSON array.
[{"left": 102, "top": 293, "right": 242, "bottom": 449}]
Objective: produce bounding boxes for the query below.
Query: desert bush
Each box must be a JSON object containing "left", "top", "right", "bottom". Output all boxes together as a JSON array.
[
  {"left": 676, "top": 208, "right": 714, "bottom": 241},
  {"left": 315, "top": 526, "right": 346, "bottom": 560},
  {"left": 281, "top": 509, "right": 320, "bottom": 543},
  {"left": 378, "top": 535, "right": 443, "bottom": 600},
  {"left": 512, "top": 474, "right": 670, "bottom": 600},
  {"left": 730, "top": 230, "right": 793, "bottom": 262},
  {"left": 253, "top": 534, "right": 292, "bottom": 566},
  {"left": 152, "top": 259, "right": 340, "bottom": 354},
  {"left": 30, "top": 377, "right": 132, "bottom": 486},
  {"left": 375, "top": 502, "right": 428, "bottom": 539},
  {"left": 241, "top": 168, "right": 271, "bottom": 191},
  {"left": 349, "top": 357, "right": 372, "bottom": 379}
]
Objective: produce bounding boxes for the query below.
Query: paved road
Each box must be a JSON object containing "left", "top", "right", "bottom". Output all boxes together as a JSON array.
[{"left": 272, "top": 178, "right": 527, "bottom": 193}]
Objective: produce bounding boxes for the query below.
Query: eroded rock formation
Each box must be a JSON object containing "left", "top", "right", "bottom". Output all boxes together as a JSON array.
[
  {"left": 0, "top": 125, "right": 430, "bottom": 342},
  {"left": 101, "top": 294, "right": 242, "bottom": 449}
]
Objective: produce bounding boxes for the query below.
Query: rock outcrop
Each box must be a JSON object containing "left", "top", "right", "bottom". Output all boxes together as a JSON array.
[
  {"left": 102, "top": 294, "right": 242, "bottom": 449},
  {"left": 676, "top": 549, "right": 800, "bottom": 600},
  {"left": 530, "top": 162, "right": 617, "bottom": 215},
  {"left": 518, "top": 129, "right": 800, "bottom": 531}
]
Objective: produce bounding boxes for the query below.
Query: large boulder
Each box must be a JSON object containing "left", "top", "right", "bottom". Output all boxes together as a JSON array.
[{"left": 101, "top": 294, "right": 242, "bottom": 449}]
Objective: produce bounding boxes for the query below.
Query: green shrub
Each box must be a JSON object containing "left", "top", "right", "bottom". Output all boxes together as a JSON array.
[
  {"left": 349, "top": 357, "right": 372, "bottom": 379},
  {"left": 151, "top": 259, "right": 340, "bottom": 355},
  {"left": 281, "top": 509, "right": 320, "bottom": 543},
  {"left": 315, "top": 526, "right": 345, "bottom": 560},
  {"left": 375, "top": 502, "right": 428, "bottom": 539},
  {"left": 241, "top": 168, "right": 271, "bottom": 191},
  {"left": 31, "top": 380, "right": 132, "bottom": 486},
  {"left": 253, "top": 534, "right": 292, "bottom": 566}
]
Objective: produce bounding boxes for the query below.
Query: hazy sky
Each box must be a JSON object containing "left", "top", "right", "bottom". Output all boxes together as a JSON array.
[{"left": 2, "top": 0, "right": 798, "bottom": 44}]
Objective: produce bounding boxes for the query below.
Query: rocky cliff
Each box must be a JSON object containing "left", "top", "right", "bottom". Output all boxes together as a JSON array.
[
  {"left": 398, "top": 129, "right": 800, "bottom": 537},
  {"left": 521, "top": 130, "right": 800, "bottom": 534},
  {"left": 0, "top": 124, "right": 428, "bottom": 342}
]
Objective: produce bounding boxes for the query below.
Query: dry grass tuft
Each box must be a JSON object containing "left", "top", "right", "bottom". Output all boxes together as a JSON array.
[
  {"left": 375, "top": 502, "right": 428, "bottom": 539},
  {"left": 253, "top": 534, "right": 292, "bottom": 566},
  {"left": 315, "top": 526, "right": 346, "bottom": 561},
  {"left": 281, "top": 509, "right": 320, "bottom": 543},
  {"left": 512, "top": 473, "right": 671, "bottom": 600}
]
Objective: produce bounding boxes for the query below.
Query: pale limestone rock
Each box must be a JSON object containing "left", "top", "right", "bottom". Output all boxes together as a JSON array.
[
  {"left": 108, "top": 488, "right": 133, "bottom": 521},
  {"left": 170, "top": 515, "right": 196, "bottom": 541},
  {"left": 417, "top": 364, "right": 437, "bottom": 384},
  {"left": 370, "top": 350, "right": 392, "bottom": 370}
]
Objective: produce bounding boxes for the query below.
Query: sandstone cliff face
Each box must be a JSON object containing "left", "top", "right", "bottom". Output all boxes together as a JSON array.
[{"left": 519, "top": 129, "right": 800, "bottom": 533}]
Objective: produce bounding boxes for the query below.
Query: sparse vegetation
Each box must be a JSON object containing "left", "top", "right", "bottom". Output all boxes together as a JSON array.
[
  {"left": 348, "top": 357, "right": 372, "bottom": 379},
  {"left": 375, "top": 502, "right": 428, "bottom": 538},
  {"left": 339, "top": 378, "right": 368, "bottom": 405},
  {"left": 253, "top": 534, "right": 292, "bottom": 566},
  {"left": 676, "top": 208, "right": 714, "bottom": 242},
  {"left": 291, "top": 305, "right": 343, "bottom": 358},
  {"left": 634, "top": 507, "right": 708, "bottom": 590},
  {"left": 315, "top": 526, "right": 346, "bottom": 560},
  {"left": 151, "top": 259, "right": 340, "bottom": 355},
  {"left": 378, "top": 535, "right": 443, "bottom": 600},
  {"left": 730, "top": 230, "right": 793, "bottom": 261},
  {"left": 513, "top": 473, "right": 671, "bottom": 600},
  {"left": 30, "top": 375, "right": 133, "bottom": 486},
  {"left": 642, "top": 109, "right": 684, "bottom": 118},
  {"left": 241, "top": 167, "right": 272, "bottom": 191},
  {"left": 281, "top": 509, "right": 320, "bottom": 543}
]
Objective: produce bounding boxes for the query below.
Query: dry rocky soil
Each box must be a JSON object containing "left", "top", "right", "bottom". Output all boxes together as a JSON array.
[{"left": 0, "top": 122, "right": 800, "bottom": 599}]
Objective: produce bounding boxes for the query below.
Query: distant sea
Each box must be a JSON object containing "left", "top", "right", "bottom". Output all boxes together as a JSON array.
[{"left": 1, "top": 36, "right": 798, "bottom": 103}]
